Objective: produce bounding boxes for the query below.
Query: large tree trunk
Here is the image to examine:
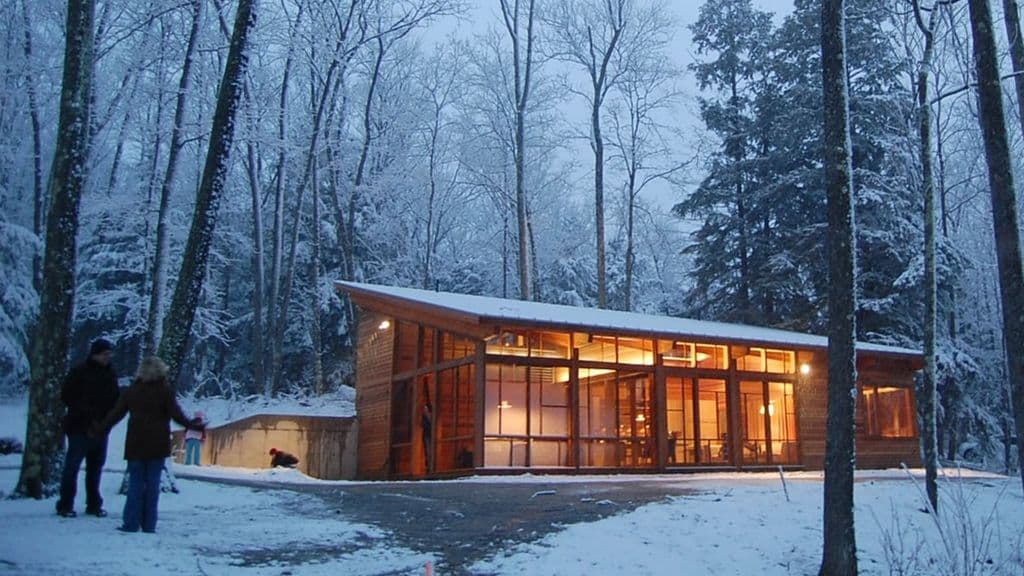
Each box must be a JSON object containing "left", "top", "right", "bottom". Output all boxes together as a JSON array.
[
  {"left": 158, "top": 0, "right": 257, "bottom": 387},
  {"left": 16, "top": 0, "right": 96, "bottom": 499},
  {"left": 968, "top": 0, "right": 1024, "bottom": 496},
  {"left": 1002, "top": 0, "right": 1024, "bottom": 135},
  {"left": 819, "top": 0, "right": 858, "bottom": 574},
  {"left": 913, "top": 0, "right": 941, "bottom": 513},
  {"left": 144, "top": 0, "right": 202, "bottom": 356}
]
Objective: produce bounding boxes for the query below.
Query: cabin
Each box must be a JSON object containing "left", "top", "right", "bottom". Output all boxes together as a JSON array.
[{"left": 337, "top": 281, "right": 923, "bottom": 480}]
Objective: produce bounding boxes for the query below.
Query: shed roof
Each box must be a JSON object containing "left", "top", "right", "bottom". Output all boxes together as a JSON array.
[{"left": 336, "top": 281, "right": 922, "bottom": 361}]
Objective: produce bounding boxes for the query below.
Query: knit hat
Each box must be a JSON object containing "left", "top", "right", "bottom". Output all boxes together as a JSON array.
[
  {"left": 269, "top": 448, "right": 278, "bottom": 455},
  {"left": 89, "top": 338, "right": 114, "bottom": 356}
]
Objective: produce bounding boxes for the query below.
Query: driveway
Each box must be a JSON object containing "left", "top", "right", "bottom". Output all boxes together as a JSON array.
[{"left": 186, "top": 474, "right": 697, "bottom": 575}]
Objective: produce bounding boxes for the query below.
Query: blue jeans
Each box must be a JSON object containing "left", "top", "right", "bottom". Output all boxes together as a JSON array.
[
  {"left": 56, "top": 433, "right": 108, "bottom": 513},
  {"left": 184, "top": 439, "right": 202, "bottom": 465},
  {"left": 123, "top": 459, "right": 163, "bottom": 532}
]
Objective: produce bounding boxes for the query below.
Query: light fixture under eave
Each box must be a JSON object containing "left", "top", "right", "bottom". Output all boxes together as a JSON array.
[
  {"left": 378, "top": 319, "right": 391, "bottom": 330},
  {"left": 498, "top": 400, "right": 512, "bottom": 410},
  {"left": 799, "top": 363, "right": 811, "bottom": 375}
]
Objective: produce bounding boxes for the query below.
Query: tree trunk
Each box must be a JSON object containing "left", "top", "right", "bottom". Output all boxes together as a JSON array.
[
  {"left": 819, "top": 0, "right": 858, "bottom": 574},
  {"left": 244, "top": 129, "right": 266, "bottom": 397},
  {"left": 968, "top": 0, "right": 1024, "bottom": 496},
  {"left": 624, "top": 167, "right": 637, "bottom": 312},
  {"left": 594, "top": 104, "right": 607, "bottom": 309},
  {"left": 16, "top": 0, "right": 96, "bottom": 499},
  {"left": 20, "top": 0, "right": 44, "bottom": 292},
  {"left": 273, "top": 45, "right": 345, "bottom": 397},
  {"left": 913, "top": 0, "right": 941, "bottom": 513},
  {"left": 266, "top": 7, "right": 302, "bottom": 398},
  {"left": 310, "top": 157, "right": 325, "bottom": 394},
  {"left": 1002, "top": 0, "right": 1024, "bottom": 136},
  {"left": 501, "top": 0, "right": 536, "bottom": 301},
  {"left": 157, "top": 0, "right": 257, "bottom": 387},
  {"left": 144, "top": 0, "right": 202, "bottom": 356}
]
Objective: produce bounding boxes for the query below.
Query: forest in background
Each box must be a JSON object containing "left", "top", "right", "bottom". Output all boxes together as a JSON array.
[{"left": 0, "top": 0, "right": 1021, "bottom": 471}]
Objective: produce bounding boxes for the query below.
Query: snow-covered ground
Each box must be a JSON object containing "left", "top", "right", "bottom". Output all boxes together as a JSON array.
[{"left": 2, "top": 394, "right": 1023, "bottom": 575}]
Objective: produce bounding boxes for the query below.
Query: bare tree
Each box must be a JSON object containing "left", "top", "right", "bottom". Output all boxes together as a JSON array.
[
  {"left": 819, "top": 0, "right": 858, "bottom": 573},
  {"left": 143, "top": 0, "right": 203, "bottom": 357},
  {"left": 19, "top": 0, "right": 44, "bottom": 292},
  {"left": 544, "top": 0, "right": 670, "bottom": 309},
  {"left": 500, "top": 0, "right": 538, "bottom": 301},
  {"left": 1002, "top": 0, "right": 1024, "bottom": 134},
  {"left": 608, "top": 49, "right": 683, "bottom": 311},
  {"left": 157, "top": 0, "right": 258, "bottom": 387},
  {"left": 967, "top": 0, "right": 1024, "bottom": 495},
  {"left": 17, "top": 0, "right": 96, "bottom": 498},
  {"left": 911, "top": 0, "right": 946, "bottom": 514}
]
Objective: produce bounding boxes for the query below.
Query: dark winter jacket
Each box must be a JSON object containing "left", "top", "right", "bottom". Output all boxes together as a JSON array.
[
  {"left": 271, "top": 451, "right": 299, "bottom": 468},
  {"left": 62, "top": 359, "right": 119, "bottom": 435},
  {"left": 97, "top": 374, "right": 201, "bottom": 461}
]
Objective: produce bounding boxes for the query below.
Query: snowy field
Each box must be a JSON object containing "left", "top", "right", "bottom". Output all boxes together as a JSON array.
[{"left": 2, "top": 394, "right": 1023, "bottom": 575}]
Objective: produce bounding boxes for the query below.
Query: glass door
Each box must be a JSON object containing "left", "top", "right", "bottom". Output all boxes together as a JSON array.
[{"left": 665, "top": 377, "right": 729, "bottom": 465}]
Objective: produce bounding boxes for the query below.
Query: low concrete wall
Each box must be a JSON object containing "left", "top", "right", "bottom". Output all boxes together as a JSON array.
[{"left": 173, "top": 414, "right": 358, "bottom": 480}]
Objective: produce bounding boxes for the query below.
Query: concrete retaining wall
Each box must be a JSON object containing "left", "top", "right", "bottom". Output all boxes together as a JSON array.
[{"left": 173, "top": 414, "right": 358, "bottom": 480}]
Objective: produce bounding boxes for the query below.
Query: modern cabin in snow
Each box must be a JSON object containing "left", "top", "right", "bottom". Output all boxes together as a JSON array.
[{"left": 337, "top": 281, "right": 923, "bottom": 480}]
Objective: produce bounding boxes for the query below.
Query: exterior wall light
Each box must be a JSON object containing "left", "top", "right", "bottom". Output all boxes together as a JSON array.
[
  {"left": 799, "top": 363, "right": 811, "bottom": 375},
  {"left": 378, "top": 320, "right": 391, "bottom": 330}
]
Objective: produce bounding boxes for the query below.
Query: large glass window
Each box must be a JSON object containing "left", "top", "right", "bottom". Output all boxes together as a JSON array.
[
  {"left": 740, "top": 380, "right": 799, "bottom": 465},
  {"left": 666, "top": 378, "right": 729, "bottom": 465},
  {"left": 486, "top": 331, "right": 570, "bottom": 359},
  {"left": 658, "top": 341, "right": 728, "bottom": 369},
  {"left": 736, "top": 347, "right": 796, "bottom": 374},
  {"left": 436, "top": 364, "right": 476, "bottom": 472},
  {"left": 484, "top": 363, "right": 572, "bottom": 467},
  {"left": 579, "top": 369, "right": 654, "bottom": 467},
  {"left": 861, "top": 385, "right": 915, "bottom": 438},
  {"left": 441, "top": 332, "right": 476, "bottom": 361},
  {"left": 768, "top": 382, "right": 798, "bottom": 463},
  {"left": 739, "top": 381, "right": 769, "bottom": 464}
]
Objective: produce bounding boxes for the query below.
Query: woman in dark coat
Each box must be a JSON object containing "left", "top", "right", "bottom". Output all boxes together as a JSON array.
[{"left": 96, "top": 356, "right": 203, "bottom": 533}]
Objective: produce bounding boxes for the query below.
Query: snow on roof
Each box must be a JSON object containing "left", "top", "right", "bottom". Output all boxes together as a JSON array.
[{"left": 336, "top": 281, "right": 921, "bottom": 359}]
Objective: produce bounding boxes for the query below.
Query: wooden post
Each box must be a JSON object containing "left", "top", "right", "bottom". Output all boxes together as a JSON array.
[
  {"left": 474, "top": 340, "right": 486, "bottom": 469},
  {"left": 571, "top": 347, "right": 581, "bottom": 469},
  {"left": 655, "top": 355, "right": 668, "bottom": 471}
]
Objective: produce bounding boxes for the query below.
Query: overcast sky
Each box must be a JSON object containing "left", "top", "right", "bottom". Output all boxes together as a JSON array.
[{"left": 429, "top": 0, "right": 800, "bottom": 211}]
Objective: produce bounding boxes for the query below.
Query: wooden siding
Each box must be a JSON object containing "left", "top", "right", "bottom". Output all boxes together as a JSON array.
[
  {"left": 356, "top": 311, "right": 395, "bottom": 479},
  {"left": 797, "top": 357, "right": 921, "bottom": 470}
]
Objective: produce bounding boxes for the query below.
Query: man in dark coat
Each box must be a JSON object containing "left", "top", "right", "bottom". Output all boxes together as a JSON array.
[
  {"left": 95, "top": 356, "right": 204, "bottom": 533},
  {"left": 56, "top": 338, "right": 120, "bottom": 518}
]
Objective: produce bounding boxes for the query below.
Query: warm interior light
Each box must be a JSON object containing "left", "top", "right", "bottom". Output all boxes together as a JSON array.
[
  {"left": 694, "top": 351, "right": 711, "bottom": 362},
  {"left": 800, "top": 363, "right": 811, "bottom": 375},
  {"left": 378, "top": 320, "right": 391, "bottom": 330},
  {"left": 635, "top": 414, "right": 646, "bottom": 422},
  {"left": 758, "top": 402, "right": 776, "bottom": 416},
  {"left": 498, "top": 400, "right": 512, "bottom": 410}
]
